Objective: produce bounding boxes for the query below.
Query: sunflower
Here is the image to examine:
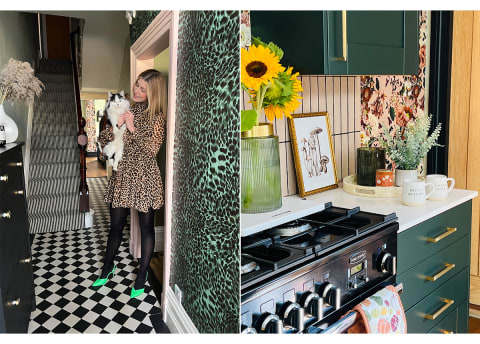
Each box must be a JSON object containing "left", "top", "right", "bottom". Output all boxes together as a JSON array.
[
  {"left": 241, "top": 45, "right": 284, "bottom": 91},
  {"left": 263, "top": 67, "right": 303, "bottom": 121}
]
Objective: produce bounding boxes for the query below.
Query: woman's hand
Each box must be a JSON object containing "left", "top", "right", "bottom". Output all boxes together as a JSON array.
[{"left": 123, "top": 111, "right": 135, "bottom": 133}]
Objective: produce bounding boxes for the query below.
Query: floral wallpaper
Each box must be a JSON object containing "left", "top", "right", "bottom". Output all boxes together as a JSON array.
[
  {"left": 85, "top": 100, "right": 97, "bottom": 152},
  {"left": 240, "top": 10, "right": 251, "bottom": 48},
  {"left": 360, "top": 11, "right": 428, "bottom": 169}
]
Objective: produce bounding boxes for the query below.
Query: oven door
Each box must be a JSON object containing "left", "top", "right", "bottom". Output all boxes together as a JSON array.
[{"left": 305, "top": 277, "right": 402, "bottom": 334}]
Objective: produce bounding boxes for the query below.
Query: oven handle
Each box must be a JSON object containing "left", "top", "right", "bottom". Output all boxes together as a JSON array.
[{"left": 307, "top": 282, "right": 404, "bottom": 334}]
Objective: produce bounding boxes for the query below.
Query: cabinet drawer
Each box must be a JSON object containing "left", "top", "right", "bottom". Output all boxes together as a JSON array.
[
  {"left": 405, "top": 267, "right": 469, "bottom": 333},
  {"left": 427, "top": 306, "right": 456, "bottom": 333},
  {"left": 399, "top": 235, "right": 470, "bottom": 310},
  {"left": 398, "top": 201, "right": 472, "bottom": 274},
  {"left": 2, "top": 244, "right": 34, "bottom": 333}
]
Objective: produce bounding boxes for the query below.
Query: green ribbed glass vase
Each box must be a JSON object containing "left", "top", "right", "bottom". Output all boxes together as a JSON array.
[{"left": 241, "top": 127, "right": 282, "bottom": 213}]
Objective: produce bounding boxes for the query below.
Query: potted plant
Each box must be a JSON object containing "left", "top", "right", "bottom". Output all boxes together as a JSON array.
[
  {"left": 240, "top": 37, "right": 303, "bottom": 213},
  {"left": 377, "top": 110, "right": 442, "bottom": 186},
  {"left": 0, "top": 58, "right": 44, "bottom": 143}
]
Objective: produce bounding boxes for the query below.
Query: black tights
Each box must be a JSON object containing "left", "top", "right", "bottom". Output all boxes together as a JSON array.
[{"left": 101, "top": 206, "right": 155, "bottom": 290}]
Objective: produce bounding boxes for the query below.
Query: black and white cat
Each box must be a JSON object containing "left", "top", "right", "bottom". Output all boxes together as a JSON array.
[{"left": 100, "top": 91, "right": 130, "bottom": 171}]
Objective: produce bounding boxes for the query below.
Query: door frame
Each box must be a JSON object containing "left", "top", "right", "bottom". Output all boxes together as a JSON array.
[{"left": 130, "top": 10, "right": 179, "bottom": 320}]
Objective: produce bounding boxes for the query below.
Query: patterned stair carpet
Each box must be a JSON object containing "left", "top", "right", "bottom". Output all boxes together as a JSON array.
[
  {"left": 28, "top": 177, "right": 162, "bottom": 333},
  {"left": 28, "top": 58, "right": 84, "bottom": 234}
]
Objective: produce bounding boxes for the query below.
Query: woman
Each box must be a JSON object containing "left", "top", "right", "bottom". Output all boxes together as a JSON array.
[{"left": 92, "top": 69, "right": 167, "bottom": 299}]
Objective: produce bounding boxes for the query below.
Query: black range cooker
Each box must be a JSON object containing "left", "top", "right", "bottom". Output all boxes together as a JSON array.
[{"left": 240, "top": 203, "right": 398, "bottom": 334}]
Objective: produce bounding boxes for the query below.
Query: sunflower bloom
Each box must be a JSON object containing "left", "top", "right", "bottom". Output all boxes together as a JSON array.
[{"left": 241, "top": 45, "right": 284, "bottom": 91}]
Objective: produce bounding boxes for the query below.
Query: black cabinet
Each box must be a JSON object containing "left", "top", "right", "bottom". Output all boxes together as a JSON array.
[
  {"left": 250, "top": 10, "right": 419, "bottom": 75},
  {"left": 0, "top": 143, "right": 35, "bottom": 333}
]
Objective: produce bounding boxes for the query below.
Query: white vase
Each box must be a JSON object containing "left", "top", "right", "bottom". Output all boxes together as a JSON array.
[
  {"left": 0, "top": 104, "right": 18, "bottom": 143},
  {"left": 395, "top": 169, "right": 418, "bottom": 187}
]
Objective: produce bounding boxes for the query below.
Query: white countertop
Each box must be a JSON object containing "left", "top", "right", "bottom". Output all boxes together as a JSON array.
[{"left": 241, "top": 186, "right": 478, "bottom": 237}]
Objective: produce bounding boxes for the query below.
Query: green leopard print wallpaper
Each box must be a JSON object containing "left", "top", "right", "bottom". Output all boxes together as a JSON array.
[
  {"left": 170, "top": 10, "right": 240, "bottom": 333},
  {"left": 130, "top": 11, "right": 161, "bottom": 44}
]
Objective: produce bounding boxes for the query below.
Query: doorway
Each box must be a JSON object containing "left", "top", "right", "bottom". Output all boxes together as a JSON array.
[{"left": 129, "top": 10, "right": 178, "bottom": 321}]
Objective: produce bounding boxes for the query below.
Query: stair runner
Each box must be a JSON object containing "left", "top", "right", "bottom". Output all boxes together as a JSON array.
[{"left": 27, "top": 59, "right": 85, "bottom": 234}]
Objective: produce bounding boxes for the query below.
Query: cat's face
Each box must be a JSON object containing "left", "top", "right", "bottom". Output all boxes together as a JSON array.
[{"left": 106, "top": 91, "right": 130, "bottom": 112}]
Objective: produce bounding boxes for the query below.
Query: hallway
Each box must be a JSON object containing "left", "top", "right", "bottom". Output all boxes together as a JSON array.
[{"left": 27, "top": 177, "right": 163, "bottom": 333}]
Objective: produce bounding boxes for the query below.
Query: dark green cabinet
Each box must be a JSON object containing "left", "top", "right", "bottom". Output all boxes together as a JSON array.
[
  {"left": 397, "top": 201, "right": 472, "bottom": 333},
  {"left": 250, "top": 10, "right": 419, "bottom": 75}
]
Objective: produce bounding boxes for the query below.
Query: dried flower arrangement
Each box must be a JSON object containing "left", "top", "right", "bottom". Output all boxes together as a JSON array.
[{"left": 0, "top": 58, "right": 44, "bottom": 105}]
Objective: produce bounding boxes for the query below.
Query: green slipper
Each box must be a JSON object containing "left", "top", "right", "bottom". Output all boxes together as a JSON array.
[
  {"left": 130, "top": 272, "right": 148, "bottom": 299},
  {"left": 92, "top": 264, "right": 116, "bottom": 287}
]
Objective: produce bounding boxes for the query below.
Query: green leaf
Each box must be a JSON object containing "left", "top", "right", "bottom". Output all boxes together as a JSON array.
[
  {"left": 267, "top": 42, "right": 284, "bottom": 60},
  {"left": 241, "top": 109, "right": 258, "bottom": 132},
  {"left": 371, "top": 295, "right": 384, "bottom": 306},
  {"left": 390, "top": 107, "right": 395, "bottom": 121}
]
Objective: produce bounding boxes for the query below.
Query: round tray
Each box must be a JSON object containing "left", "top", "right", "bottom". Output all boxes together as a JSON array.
[{"left": 343, "top": 175, "right": 402, "bottom": 198}]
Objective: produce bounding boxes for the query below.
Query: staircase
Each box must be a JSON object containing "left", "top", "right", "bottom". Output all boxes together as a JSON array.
[{"left": 27, "top": 59, "right": 85, "bottom": 234}]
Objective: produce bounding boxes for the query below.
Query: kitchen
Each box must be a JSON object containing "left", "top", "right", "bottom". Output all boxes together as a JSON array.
[{"left": 240, "top": 10, "right": 480, "bottom": 334}]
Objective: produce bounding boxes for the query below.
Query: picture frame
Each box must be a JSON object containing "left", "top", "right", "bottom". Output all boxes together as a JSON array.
[{"left": 288, "top": 112, "right": 338, "bottom": 197}]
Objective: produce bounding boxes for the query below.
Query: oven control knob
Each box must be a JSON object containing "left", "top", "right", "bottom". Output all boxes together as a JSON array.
[
  {"left": 241, "top": 324, "right": 257, "bottom": 334},
  {"left": 255, "top": 313, "right": 283, "bottom": 333},
  {"left": 316, "top": 283, "right": 341, "bottom": 310},
  {"left": 376, "top": 252, "right": 397, "bottom": 275},
  {"left": 299, "top": 291, "right": 323, "bottom": 320},
  {"left": 278, "top": 301, "right": 304, "bottom": 332}
]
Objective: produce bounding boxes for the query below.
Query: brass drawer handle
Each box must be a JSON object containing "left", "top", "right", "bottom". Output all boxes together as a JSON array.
[
  {"left": 440, "top": 330, "right": 454, "bottom": 334},
  {"left": 0, "top": 174, "right": 8, "bottom": 182},
  {"left": 426, "top": 227, "right": 457, "bottom": 243},
  {"left": 425, "top": 298, "right": 454, "bottom": 320},
  {"left": 1, "top": 211, "right": 11, "bottom": 219},
  {"left": 10, "top": 162, "right": 22, "bottom": 167},
  {"left": 20, "top": 257, "right": 31, "bottom": 264},
  {"left": 7, "top": 298, "right": 20, "bottom": 307},
  {"left": 13, "top": 190, "right": 24, "bottom": 195},
  {"left": 425, "top": 263, "right": 455, "bottom": 282}
]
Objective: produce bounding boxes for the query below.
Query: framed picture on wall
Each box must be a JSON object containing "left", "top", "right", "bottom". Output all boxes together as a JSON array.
[{"left": 288, "top": 112, "right": 338, "bottom": 197}]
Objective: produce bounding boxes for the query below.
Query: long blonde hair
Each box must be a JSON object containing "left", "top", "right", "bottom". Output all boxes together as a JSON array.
[{"left": 133, "top": 69, "right": 167, "bottom": 122}]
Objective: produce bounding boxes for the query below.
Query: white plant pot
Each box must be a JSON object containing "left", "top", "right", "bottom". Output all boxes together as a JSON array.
[
  {"left": 0, "top": 104, "right": 18, "bottom": 143},
  {"left": 395, "top": 169, "right": 418, "bottom": 187}
]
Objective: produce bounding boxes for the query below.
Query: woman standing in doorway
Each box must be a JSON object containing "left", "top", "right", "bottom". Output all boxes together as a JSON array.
[{"left": 92, "top": 69, "right": 167, "bottom": 299}]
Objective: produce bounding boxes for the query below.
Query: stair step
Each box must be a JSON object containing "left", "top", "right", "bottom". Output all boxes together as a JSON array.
[
  {"left": 34, "top": 101, "right": 76, "bottom": 113},
  {"left": 39, "top": 91, "right": 75, "bottom": 103},
  {"left": 30, "top": 148, "right": 78, "bottom": 163},
  {"left": 34, "top": 112, "right": 77, "bottom": 124},
  {"left": 37, "top": 64, "right": 73, "bottom": 74},
  {"left": 32, "top": 123, "right": 77, "bottom": 136},
  {"left": 31, "top": 135, "right": 78, "bottom": 149},
  {"left": 36, "top": 73, "right": 73, "bottom": 84},
  {"left": 28, "top": 192, "right": 81, "bottom": 213},
  {"left": 29, "top": 161, "right": 80, "bottom": 179},
  {"left": 28, "top": 209, "right": 85, "bottom": 234},
  {"left": 28, "top": 175, "right": 80, "bottom": 195},
  {"left": 39, "top": 59, "right": 73, "bottom": 67}
]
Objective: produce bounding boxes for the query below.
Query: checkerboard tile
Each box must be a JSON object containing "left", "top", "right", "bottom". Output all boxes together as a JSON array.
[{"left": 28, "top": 177, "right": 162, "bottom": 333}]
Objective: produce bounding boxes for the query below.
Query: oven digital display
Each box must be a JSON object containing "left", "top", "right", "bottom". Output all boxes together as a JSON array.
[{"left": 350, "top": 262, "right": 363, "bottom": 275}]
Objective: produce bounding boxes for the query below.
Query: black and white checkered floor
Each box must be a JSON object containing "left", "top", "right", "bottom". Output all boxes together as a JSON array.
[{"left": 28, "top": 177, "right": 163, "bottom": 333}]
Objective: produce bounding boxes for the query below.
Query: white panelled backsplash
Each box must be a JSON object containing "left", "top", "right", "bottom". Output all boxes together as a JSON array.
[{"left": 242, "top": 75, "right": 362, "bottom": 196}]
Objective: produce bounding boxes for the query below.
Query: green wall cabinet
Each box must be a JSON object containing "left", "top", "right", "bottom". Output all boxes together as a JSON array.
[
  {"left": 397, "top": 201, "right": 472, "bottom": 333},
  {"left": 250, "top": 11, "right": 419, "bottom": 75}
]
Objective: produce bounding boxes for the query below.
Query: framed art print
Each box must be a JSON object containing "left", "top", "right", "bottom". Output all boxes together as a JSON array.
[{"left": 288, "top": 112, "right": 338, "bottom": 197}]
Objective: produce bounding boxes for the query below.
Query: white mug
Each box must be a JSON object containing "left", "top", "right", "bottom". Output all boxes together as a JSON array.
[
  {"left": 402, "top": 179, "right": 435, "bottom": 206},
  {"left": 426, "top": 174, "right": 455, "bottom": 201}
]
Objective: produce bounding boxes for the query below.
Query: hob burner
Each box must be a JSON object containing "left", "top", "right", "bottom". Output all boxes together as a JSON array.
[
  {"left": 241, "top": 255, "right": 258, "bottom": 275},
  {"left": 269, "top": 220, "right": 312, "bottom": 237}
]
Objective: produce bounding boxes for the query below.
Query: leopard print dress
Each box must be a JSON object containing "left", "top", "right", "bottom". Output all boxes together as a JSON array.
[{"left": 99, "top": 102, "right": 166, "bottom": 212}]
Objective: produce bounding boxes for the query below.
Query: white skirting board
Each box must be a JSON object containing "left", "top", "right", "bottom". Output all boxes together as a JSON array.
[
  {"left": 164, "top": 285, "right": 199, "bottom": 333},
  {"left": 154, "top": 225, "right": 164, "bottom": 252}
]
